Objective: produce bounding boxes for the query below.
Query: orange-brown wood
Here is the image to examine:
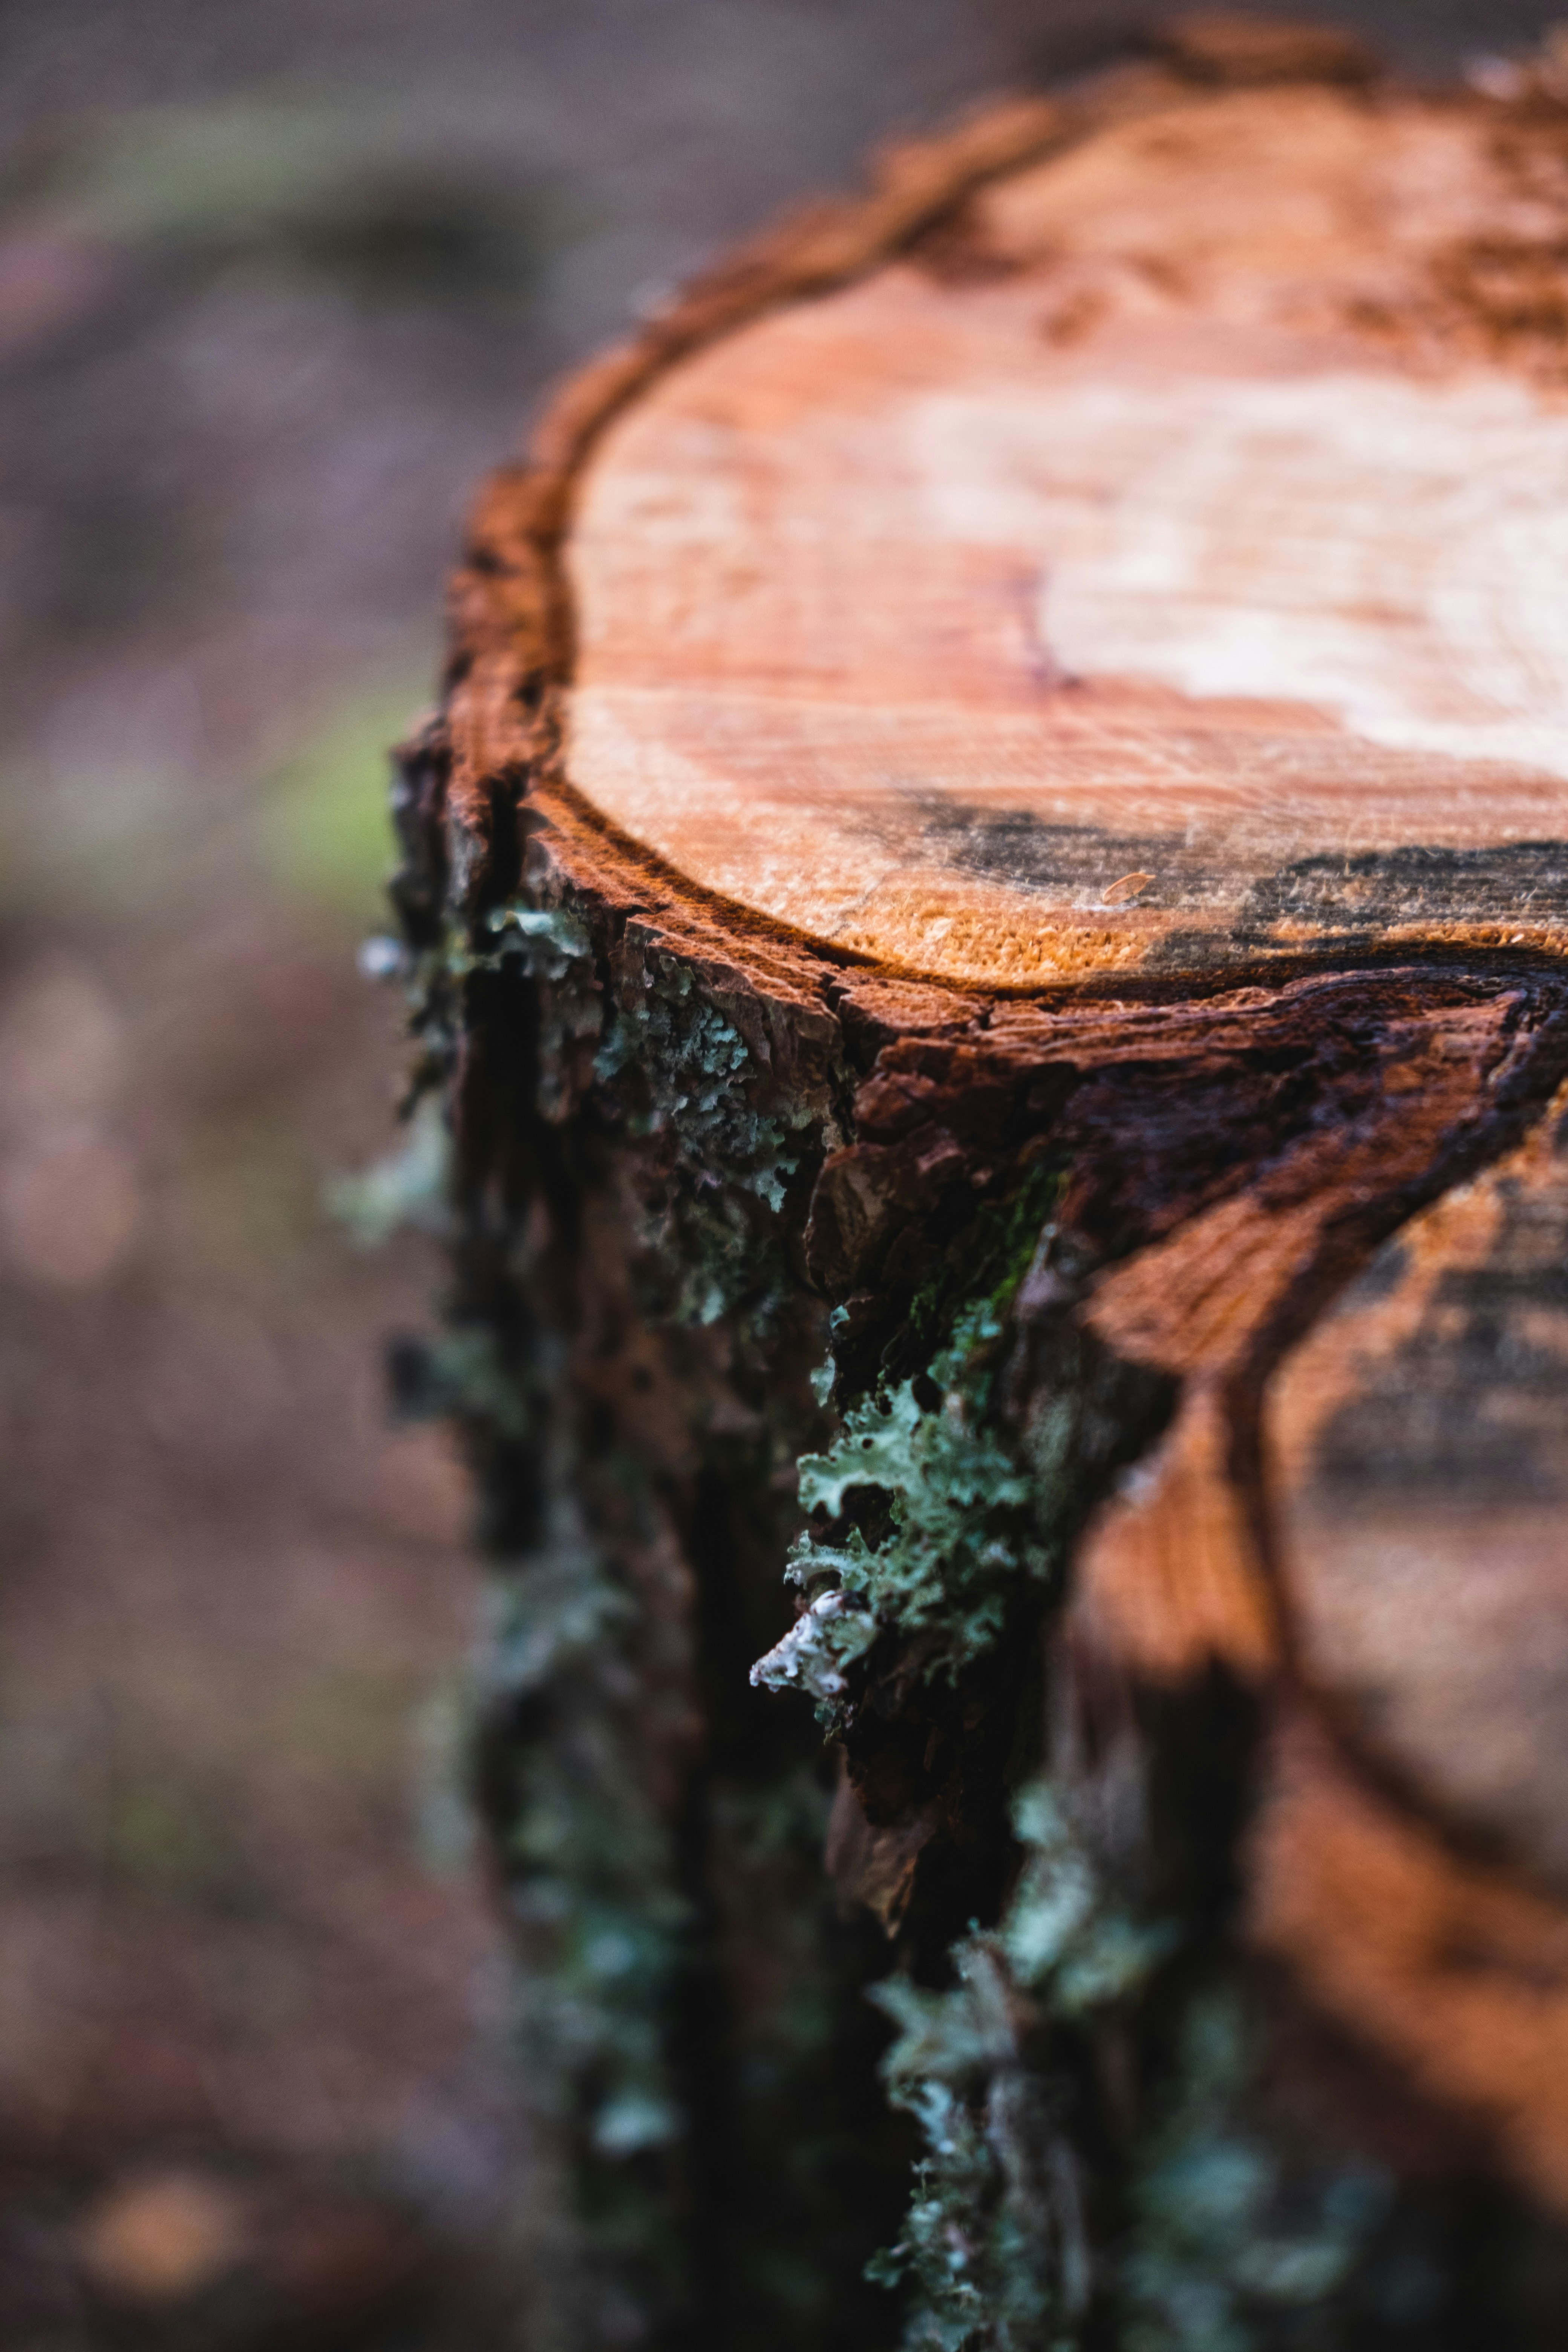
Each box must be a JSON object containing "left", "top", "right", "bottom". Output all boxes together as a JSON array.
[
  {"left": 566, "top": 75, "right": 1568, "bottom": 988},
  {"left": 425, "top": 22, "right": 1568, "bottom": 2251},
  {"left": 1251, "top": 1710, "right": 1568, "bottom": 2210},
  {"left": 1269, "top": 1083, "right": 1568, "bottom": 1889},
  {"left": 1069, "top": 984, "right": 1548, "bottom": 1680}
]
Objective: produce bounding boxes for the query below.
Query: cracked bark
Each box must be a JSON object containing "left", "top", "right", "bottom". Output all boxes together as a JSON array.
[{"left": 399, "top": 19, "right": 1568, "bottom": 2345}]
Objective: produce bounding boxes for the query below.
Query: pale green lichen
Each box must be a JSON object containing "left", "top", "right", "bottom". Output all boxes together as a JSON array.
[
  {"left": 328, "top": 1089, "right": 453, "bottom": 1246},
  {"left": 405, "top": 880, "right": 825, "bottom": 1322},
  {"left": 595, "top": 949, "right": 804, "bottom": 1211},
  {"left": 423, "top": 892, "right": 835, "bottom": 2278},
  {"left": 1002, "top": 1781, "right": 1178, "bottom": 2015},
  {"left": 868, "top": 1779, "right": 1173, "bottom": 2351},
  {"left": 753, "top": 1164, "right": 1089, "bottom": 1724},
  {"left": 390, "top": 1320, "right": 531, "bottom": 1436},
  {"left": 867, "top": 1803, "right": 1393, "bottom": 2352},
  {"left": 484, "top": 1516, "right": 686, "bottom": 2166},
  {"left": 750, "top": 1358, "right": 1042, "bottom": 1722},
  {"left": 390, "top": 816, "right": 1403, "bottom": 2347},
  {"left": 592, "top": 948, "right": 819, "bottom": 1326},
  {"left": 477, "top": 899, "right": 594, "bottom": 976},
  {"left": 1120, "top": 1995, "right": 1392, "bottom": 2352},
  {"left": 479, "top": 897, "right": 603, "bottom": 1124}
]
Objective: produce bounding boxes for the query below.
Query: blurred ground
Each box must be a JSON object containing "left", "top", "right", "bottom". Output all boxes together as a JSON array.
[{"left": 0, "top": 1, "right": 1558, "bottom": 2345}]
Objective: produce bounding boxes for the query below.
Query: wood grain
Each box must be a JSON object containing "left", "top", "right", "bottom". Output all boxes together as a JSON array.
[
  {"left": 416, "top": 29, "right": 1568, "bottom": 2322},
  {"left": 567, "top": 78, "right": 1568, "bottom": 986},
  {"left": 1270, "top": 1083, "right": 1568, "bottom": 1888}
]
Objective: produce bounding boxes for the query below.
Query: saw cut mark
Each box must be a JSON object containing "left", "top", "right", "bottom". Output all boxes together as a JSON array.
[{"left": 564, "top": 82, "right": 1568, "bottom": 986}]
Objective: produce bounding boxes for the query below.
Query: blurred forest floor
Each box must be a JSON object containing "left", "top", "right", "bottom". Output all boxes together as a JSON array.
[{"left": 0, "top": 1, "right": 1555, "bottom": 2344}]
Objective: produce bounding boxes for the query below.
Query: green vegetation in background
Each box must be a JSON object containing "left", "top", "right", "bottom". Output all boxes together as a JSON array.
[
  {"left": 0, "top": 672, "right": 432, "bottom": 929},
  {"left": 257, "top": 677, "right": 430, "bottom": 920},
  {"left": 9, "top": 84, "right": 575, "bottom": 310}
]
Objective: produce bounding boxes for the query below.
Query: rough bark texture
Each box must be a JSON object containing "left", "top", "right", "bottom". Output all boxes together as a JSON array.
[{"left": 383, "top": 21, "right": 1568, "bottom": 2348}]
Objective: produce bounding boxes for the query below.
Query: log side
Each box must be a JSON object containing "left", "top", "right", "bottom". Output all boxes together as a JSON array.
[{"left": 385, "top": 20, "right": 1568, "bottom": 2348}]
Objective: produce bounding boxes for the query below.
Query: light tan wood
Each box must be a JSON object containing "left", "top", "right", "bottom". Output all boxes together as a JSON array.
[{"left": 566, "top": 78, "right": 1568, "bottom": 986}]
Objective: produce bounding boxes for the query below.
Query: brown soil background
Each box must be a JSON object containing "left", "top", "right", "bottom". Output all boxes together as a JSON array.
[{"left": 0, "top": 2, "right": 1558, "bottom": 2343}]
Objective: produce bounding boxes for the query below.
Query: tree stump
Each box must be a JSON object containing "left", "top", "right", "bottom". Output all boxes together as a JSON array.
[{"left": 392, "top": 19, "right": 1568, "bottom": 2346}]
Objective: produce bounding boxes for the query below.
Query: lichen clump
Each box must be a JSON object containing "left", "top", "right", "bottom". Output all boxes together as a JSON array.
[
  {"left": 868, "top": 1780, "right": 1175, "bottom": 2351},
  {"left": 752, "top": 1342, "right": 1043, "bottom": 1724}
]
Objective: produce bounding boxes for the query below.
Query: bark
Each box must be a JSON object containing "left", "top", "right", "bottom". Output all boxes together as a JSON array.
[{"left": 386, "top": 20, "right": 1568, "bottom": 2347}]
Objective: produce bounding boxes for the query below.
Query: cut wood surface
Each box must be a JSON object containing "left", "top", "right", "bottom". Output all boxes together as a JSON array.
[
  {"left": 1272, "top": 1088, "right": 1568, "bottom": 1889},
  {"left": 415, "top": 22, "right": 1568, "bottom": 2345},
  {"left": 568, "top": 72, "right": 1568, "bottom": 985}
]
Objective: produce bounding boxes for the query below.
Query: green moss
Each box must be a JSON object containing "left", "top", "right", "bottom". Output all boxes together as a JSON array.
[
  {"left": 905, "top": 1159, "right": 1065, "bottom": 1364},
  {"left": 394, "top": 812, "right": 1397, "bottom": 2347},
  {"left": 388, "top": 792, "right": 1450, "bottom": 2348}
]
